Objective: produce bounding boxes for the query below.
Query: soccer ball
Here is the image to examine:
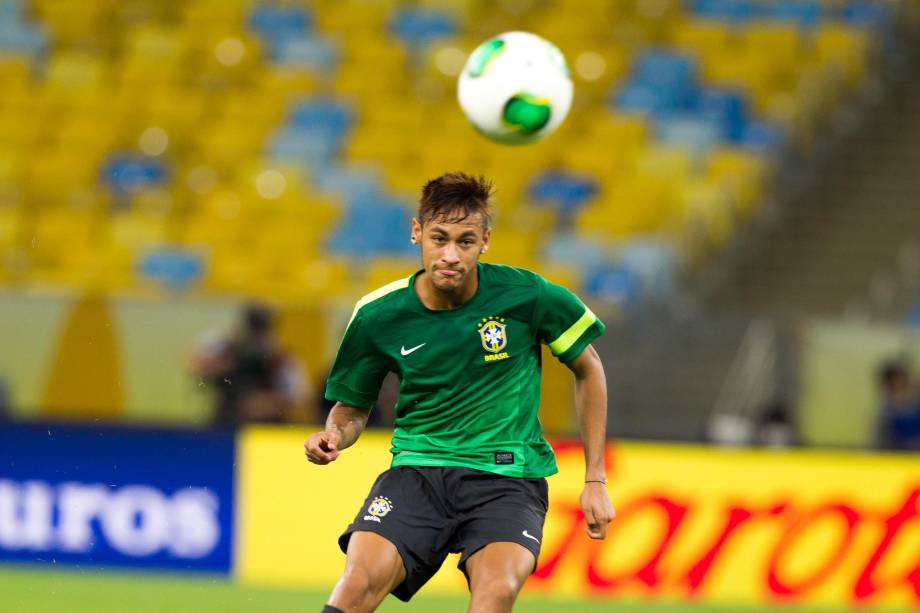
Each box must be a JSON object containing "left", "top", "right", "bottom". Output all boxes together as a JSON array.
[{"left": 458, "top": 31, "right": 573, "bottom": 145}]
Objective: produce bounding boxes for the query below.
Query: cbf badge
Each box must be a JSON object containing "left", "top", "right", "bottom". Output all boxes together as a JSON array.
[
  {"left": 363, "top": 496, "right": 393, "bottom": 523},
  {"left": 478, "top": 316, "right": 508, "bottom": 356}
]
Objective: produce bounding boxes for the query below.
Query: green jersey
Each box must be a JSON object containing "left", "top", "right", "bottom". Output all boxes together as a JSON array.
[{"left": 324, "top": 262, "right": 605, "bottom": 478}]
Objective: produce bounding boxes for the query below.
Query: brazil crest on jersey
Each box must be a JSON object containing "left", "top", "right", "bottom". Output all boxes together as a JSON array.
[{"left": 324, "top": 263, "right": 605, "bottom": 478}]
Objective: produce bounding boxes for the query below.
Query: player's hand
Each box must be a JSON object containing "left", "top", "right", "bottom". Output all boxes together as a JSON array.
[
  {"left": 580, "top": 482, "right": 615, "bottom": 539},
  {"left": 304, "top": 431, "right": 343, "bottom": 465}
]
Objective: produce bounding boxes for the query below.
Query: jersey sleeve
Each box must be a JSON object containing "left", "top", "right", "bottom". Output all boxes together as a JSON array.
[
  {"left": 535, "top": 277, "right": 605, "bottom": 363},
  {"left": 324, "top": 311, "right": 388, "bottom": 410}
]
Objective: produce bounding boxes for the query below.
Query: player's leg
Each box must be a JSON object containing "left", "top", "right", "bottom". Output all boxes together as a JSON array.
[
  {"left": 464, "top": 541, "right": 535, "bottom": 613},
  {"left": 326, "top": 531, "right": 406, "bottom": 612},
  {"left": 450, "top": 468, "right": 549, "bottom": 612},
  {"left": 330, "top": 467, "right": 454, "bottom": 610}
]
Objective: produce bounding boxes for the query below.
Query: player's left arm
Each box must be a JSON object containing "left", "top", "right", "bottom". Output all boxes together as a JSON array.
[{"left": 566, "top": 344, "right": 616, "bottom": 539}]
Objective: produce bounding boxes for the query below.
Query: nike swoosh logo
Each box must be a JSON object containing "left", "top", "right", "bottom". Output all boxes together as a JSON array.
[
  {"left": 400, "top": 343, "right": 426, "bottom": 356},
  {"left": 522, "top": 530, "right": 540, "bottom": 544}
]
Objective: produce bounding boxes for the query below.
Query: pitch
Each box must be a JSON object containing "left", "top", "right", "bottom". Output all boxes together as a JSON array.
[{"left": 0, "top": 566, "right": 910, "bottom": 613}]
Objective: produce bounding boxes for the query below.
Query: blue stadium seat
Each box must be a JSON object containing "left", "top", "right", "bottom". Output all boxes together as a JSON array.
[
  {"left": 690, "top": 0, "right": 759, "bottom": 23},
  {"left": 288, "top": 99, "right": 353, "bottom": 140},
  {"left": 329, "top": 197, "right": 414, "bottom": 256},
  {"left": 655, "top": 114, "right": 721, "bottom": 155},
  {"left": 620, "top": 239, "right": 678, "bottom": 302},
  {"left": 691, "top": 88, "right": 750, "bottom": 143},
  {"left": 267, "top": 126, "right": 340, "bottom": 168},
  {"left": 583, "top": 264, "right": 639, "bottom": 308},
  {"left": 138, "top": 248, "right": 204, "bottom": 292},
  {"left": 612, "top": 81, "right": 676, "bottom": 116},
  {"left": 101, "top": 154, "right": 170, "bottom": 196},
  {"left": 528, "top": 171, "right": 598, "bottom": 224},
  {"left": 310, "top": 163, "right": 382, "bottom": 200},
  {"left": 612, "top": 51, "right": 699, "bottom": 116},
  {"left": 766, "top": 0, "right": 823, "bottom": 29},
  {"left": 741, "top": 120, "right": 785, "bottom": 154},
  {"left": 389, "top": 8, "right": 457, "bottom": 49},
  {"left": 0, "top": 21, "right": 47, "bottom": 57},
  {"left": 272, "top": 35, "right": 337, "bottom": 70},
  {"left": 0, "top": 0, "right": 24, "bottom": 24},
  {"left": 542, "top": 234, "right": 607, "bottom": 270},
  {"left": 842, "top": 0, "right": 893, "bottom": 31},
  {"left": 247, "top": 3, "right": 312, "bottom": 55}
]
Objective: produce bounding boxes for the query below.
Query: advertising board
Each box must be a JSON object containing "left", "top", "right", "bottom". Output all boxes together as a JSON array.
[
  {"left": 0, "top": 424, "right": 235, "bottom": 572},
  {"left": 236, "top": 429, "right": 920, "bottom": 608}
]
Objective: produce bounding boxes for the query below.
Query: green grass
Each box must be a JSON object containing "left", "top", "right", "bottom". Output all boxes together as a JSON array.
[{"left": 0, "top": 565, "right": 910, "bottom": 613}]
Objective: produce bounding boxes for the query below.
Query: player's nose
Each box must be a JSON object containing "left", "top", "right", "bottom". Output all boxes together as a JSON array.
[{"left": 442, "top": 242, "right": 461, "bottom": 263}]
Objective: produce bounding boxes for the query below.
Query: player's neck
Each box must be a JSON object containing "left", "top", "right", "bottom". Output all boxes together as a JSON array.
[{"left": 416, "top": 267, "right": 479, "bottom": 310}]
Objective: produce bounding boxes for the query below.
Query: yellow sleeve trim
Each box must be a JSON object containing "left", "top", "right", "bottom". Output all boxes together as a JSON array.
[
  {"left": 548, "top": 307, "right": 597, "bottom": 356},
  {"left": 347, "top": 276, "right": 411, "bottom": 328}
]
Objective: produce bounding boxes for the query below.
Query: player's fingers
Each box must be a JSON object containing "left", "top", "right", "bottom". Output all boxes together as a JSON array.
[{"left": 583, "top": 506, "right": 601, "bottom": 538}]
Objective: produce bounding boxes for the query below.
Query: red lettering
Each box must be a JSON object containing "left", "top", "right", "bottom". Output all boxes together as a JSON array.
[
  {"left": 767, "top": 503, "right": 861, "bottom": 598},
  {"left": 854, "top": 487, "right": 920, "bottom": 601},
  {"left": 532, "top": 502, "right": 584, "bottom": 581},
  {"left": 586, "top": 495, "right": 689, "bottom": 591},
  {"left": 682, "top": 502, "right": 788, "bottom": 595}
]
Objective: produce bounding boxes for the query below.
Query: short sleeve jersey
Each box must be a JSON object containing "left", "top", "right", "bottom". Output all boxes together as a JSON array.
[{"left": 325, "top": 263, "right": 605, "bottom": 478}]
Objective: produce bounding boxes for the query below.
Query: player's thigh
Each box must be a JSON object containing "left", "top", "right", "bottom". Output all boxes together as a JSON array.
[
  {"left": 453, "top": 473, "right": 548, "bottom": 575},
  {"left": 340, "top": 531, "right": 407, "bottom": 591},
  {"left": 464, "top": 541, "right": 534, "bottom": 594}
]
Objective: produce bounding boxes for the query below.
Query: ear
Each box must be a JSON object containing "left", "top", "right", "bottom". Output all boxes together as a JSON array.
[
  {"left": 480, "top": 227, "right": 491, "bottom": 254},
  {"left": 410, "top": 218, "right": 422, "bottom": 245}
]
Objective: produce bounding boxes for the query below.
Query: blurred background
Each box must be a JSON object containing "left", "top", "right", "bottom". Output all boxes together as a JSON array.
[{"left": 2, "top": 0, "right": 920, "bottom": 611}]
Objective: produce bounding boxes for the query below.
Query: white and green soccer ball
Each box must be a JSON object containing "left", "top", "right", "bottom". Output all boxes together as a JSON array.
[{"left": 458, "top": 31, "right": 573, "bottom": 145}]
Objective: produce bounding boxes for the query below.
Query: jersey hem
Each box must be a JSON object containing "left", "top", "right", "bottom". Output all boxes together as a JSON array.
[{"left": 390, "top": 456, "right": 558, "bottom": 479}]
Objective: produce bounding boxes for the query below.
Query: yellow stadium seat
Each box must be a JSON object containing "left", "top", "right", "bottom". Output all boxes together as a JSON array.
[
  {"left": 29, "top": 209, "right": 100, "bottom": 273},
  {"left": 32, "top": 0, "right": 114, "bottom": 46},
  {"left": 45, "top": 52, "right": 106, "bottom": 91},
  {"left": 707, "top": 147, "right": 769, "bottom": 217},
  {"left": 271, "top": 257, "right": 353, "bottom": 304},
  {"left": 815, "top": 24, "right": 870, "bottom": 90},
  {"left": 195, "top": 122, "right": 269, "bottom": 171},
  {"left": 25, "top": 147, "right": 104, "bottom": 202},
  {"left": 126, "top": 25, "right": 186, "bottom": 62},
  {"left": 363, "top": 257, "right": 418, "bottom": 292},
  {"left": 670, "top": 18, "right": 732, "bottom": 62},
  {"left": 0, "top": 110, "right": 44, "bottom": 149},
  {"left": 0, "top": 207, "right": 22, "bottom": 248},
  {"left": 480, "top": 228, "right": 539, "bottom": 270},
  {"left": 0, "top": 56, "right": 32, "bottom": 87}
]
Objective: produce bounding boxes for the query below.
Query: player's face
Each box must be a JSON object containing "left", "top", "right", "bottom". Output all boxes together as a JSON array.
[{"left": 412, "top": 213, "right": 490, "bottom": 292}]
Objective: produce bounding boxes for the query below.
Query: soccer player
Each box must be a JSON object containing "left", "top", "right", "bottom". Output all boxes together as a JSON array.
[{"left": 305, "top": 172, "right": 614, "bottom": 613}]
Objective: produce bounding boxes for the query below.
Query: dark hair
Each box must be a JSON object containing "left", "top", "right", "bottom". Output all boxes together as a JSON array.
[
  {"left": 879, "top": 361, "right": 909, "bottom": 387},
  {"left": 244, "top": 303, "right": 274, "bottom": 335},
  {"left": 419, "top": 172, "right": 493, "bottom": 229}
]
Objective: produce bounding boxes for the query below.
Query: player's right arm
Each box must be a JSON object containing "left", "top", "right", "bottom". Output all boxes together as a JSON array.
[{"left": 304, "top": 402, "right": 371, "bottom": 465}]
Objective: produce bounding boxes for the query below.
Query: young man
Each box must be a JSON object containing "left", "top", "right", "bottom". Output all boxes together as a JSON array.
[{"left": 305, "top": 172, "right": 614, "bottom": 613}]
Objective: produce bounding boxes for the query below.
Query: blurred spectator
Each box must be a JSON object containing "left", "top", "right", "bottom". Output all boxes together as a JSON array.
[
  {"left": 188, "top": 303, "right": 312, "bottom": 427},
  {"left": 876, "top": 360, "right": 920, "bottom": 450},
  {"left": 754, "top": 400, "right": 798, "bottom": 448}
]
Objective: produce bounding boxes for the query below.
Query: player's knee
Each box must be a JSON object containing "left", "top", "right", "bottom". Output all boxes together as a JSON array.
[
  {"left": 339, "top": 564, "right": 389, "bottom": 600},
  {"left": 339, "top": 565, "right": 373, "bottom": 597},
  {"left": 474, "top": 574, "right": 521, "bottom": 605}
]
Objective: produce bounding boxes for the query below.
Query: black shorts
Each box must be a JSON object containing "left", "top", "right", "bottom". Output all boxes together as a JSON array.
[{"left": 338, "top": 465, "right": 549, "bottom": 601}]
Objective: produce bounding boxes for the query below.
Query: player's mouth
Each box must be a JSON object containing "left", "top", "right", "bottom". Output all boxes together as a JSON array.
[{"left": 437, "top": 268, "right": 462, "bottom": 278}]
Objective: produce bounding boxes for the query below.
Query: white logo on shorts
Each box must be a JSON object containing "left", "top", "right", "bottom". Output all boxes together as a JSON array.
[
  {"left": 522, "top": 530, "right": 540, "bottom": 544},
  {"left": 363, "top": 496, "right": 393, "bottom": 523}
]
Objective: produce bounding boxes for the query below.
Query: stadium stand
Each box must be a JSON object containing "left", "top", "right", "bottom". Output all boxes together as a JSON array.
[{"left": 0, "top": 0, "right": 907, "bottom": 318}]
